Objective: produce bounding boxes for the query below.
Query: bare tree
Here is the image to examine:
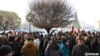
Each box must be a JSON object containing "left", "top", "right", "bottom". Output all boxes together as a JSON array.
[
  {"left": 26, "top": 0, "right": 75, "bottom": 34},
  {"left": 0, "top": 10, "right": 21, "bottom": 34}
]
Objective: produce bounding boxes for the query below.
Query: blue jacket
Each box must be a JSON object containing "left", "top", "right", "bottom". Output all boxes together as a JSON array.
[{"left": 59, "top": 42, "right": 70, "bottom": 56}]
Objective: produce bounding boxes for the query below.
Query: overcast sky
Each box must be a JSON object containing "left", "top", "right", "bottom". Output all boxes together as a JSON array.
[{"left": 0, "top": 0, "right": 100, "bottom": 29}]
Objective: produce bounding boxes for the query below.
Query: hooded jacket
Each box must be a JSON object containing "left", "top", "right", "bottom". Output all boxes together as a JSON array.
[{"left": 21, "top": 41, "right": 38, "bottom": 56}]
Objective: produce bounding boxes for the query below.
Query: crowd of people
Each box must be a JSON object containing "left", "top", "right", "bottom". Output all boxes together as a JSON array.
[{"left": 0, "top": 28, "right": 100, "bottom": 56}]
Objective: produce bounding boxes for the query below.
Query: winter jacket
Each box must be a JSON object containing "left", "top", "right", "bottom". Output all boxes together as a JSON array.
[
  {"left": 59, "top": 42, "right": 70, "bottom": 56},
  {"left": 72, "top": 45, "right": 89, "bottom": 56},
  {"left": 21, "top": 41, "right": 38, "bottom": 56},
  {"left": 45, "top": 43, "right": 62, "bottom": 56}
]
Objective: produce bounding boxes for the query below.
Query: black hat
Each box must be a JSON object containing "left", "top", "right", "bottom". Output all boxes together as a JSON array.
[{"left": 0, "top": 45, "right": 12, "bottom": 56}]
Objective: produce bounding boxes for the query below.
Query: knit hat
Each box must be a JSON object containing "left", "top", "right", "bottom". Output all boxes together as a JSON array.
[{"left": 0, "top": 45, "right": 12, "bottom": 56}]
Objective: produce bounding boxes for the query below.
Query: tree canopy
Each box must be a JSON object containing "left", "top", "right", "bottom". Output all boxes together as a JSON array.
[
  {"left": 0, "top": 10, "right": 21, "bottom": 33},
  {"left": 26, "top": 0, "right": 75, "bottom": 34}
]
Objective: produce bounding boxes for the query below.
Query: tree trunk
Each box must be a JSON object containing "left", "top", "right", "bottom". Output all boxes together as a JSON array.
[
  {"left": 46, "top": 28, "right": 51, "bottom": 35},
  {"left": 29, "top": 22, "right": 31, "bottom": 32}
]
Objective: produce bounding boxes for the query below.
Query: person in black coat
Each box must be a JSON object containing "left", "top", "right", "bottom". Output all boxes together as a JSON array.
[
  {"left": 0, "top": 45, "right": 13, "bottom": 56},
  {"left": 97, "top": 37, "right": 100, "bottom": 53},
  {"left": 91, "top": 37, "right": 98, "bottom": 53},
  {"left": 39, "top": 35, "right": 44, "bottom": 56},
  {"left": 0, "top": 36, "right": 6, "bottom": 47},
  {"left": 68, "top": 35, "right": 76, "bottom": 53},
  {"left": 92, "top": 37, "right": 100, "bottom": 53},
  {"left": 14, "top": 37, "right": 22, "bottom": 56}
]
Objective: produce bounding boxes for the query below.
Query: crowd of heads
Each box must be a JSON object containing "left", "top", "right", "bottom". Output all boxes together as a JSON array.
[{"left": 0, "top": 28, "right": 100, "bottom": 56}]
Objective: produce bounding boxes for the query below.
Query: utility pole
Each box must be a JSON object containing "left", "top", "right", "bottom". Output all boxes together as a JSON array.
[
  {"left": 27, "top": 16, "right": 31, "bottom": 32},
  {"left": 99, "top": 20, "right": 100, "bottom": 29}
]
